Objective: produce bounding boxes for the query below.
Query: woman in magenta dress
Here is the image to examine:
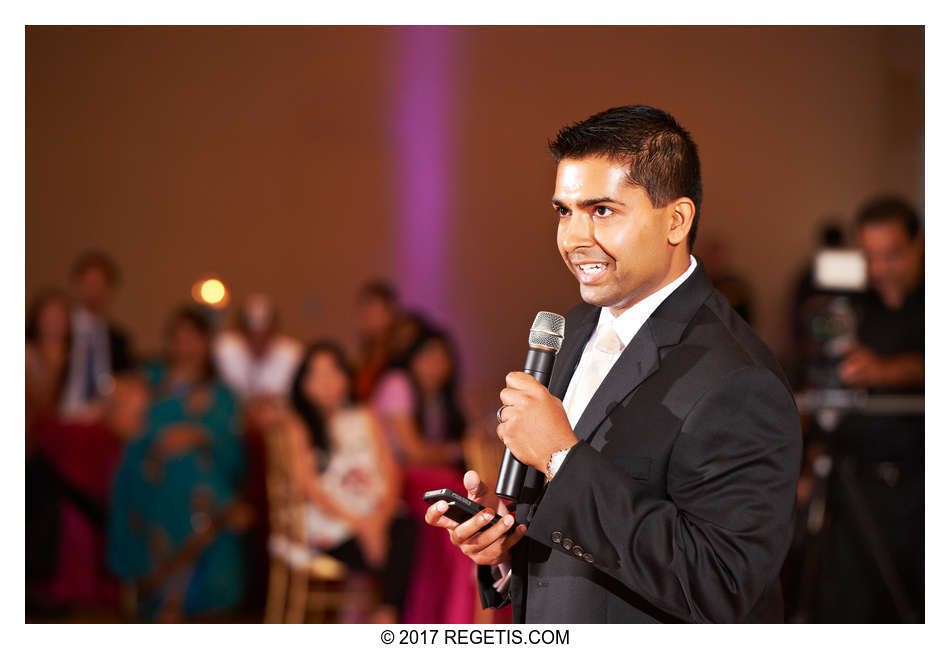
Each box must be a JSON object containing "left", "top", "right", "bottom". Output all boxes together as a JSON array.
[{"left": 372, "top": 326, "right": 475, "bottom": 623}]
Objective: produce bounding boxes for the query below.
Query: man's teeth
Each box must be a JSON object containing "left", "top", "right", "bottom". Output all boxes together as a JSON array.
[{"left": 580, "top": 263, "right": 605, "bottom": 273}]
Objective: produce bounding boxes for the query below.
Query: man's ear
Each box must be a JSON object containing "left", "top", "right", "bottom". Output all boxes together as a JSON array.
[{"left": 667, "top": 198, "right": 696, "bottom": 246}]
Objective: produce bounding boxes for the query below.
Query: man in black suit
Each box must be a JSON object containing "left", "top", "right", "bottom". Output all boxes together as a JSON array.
[
  {"left": 59, "top": 251, "right": 134, "bottom": 419},
  {"left": 425, "top": 105, "right": 802, "bottom": 623}
]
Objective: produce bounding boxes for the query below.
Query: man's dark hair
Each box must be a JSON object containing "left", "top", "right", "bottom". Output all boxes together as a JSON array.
[
  {"left": 71, "top": 250, "right": 120, "bottom": 286},
  {"left": 855, "top": 195, "right": 921, "bottom": 240},
  {"left": 358, "top": 279, "right": 399, "bottom": 307},
  {"left": 549, "top": 105, "right": 703, "bottom": 249}
]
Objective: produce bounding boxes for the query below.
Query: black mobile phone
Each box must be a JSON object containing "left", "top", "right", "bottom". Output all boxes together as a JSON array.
[{"left": 422, "top": 488, "right": 513, "bottom": 535}]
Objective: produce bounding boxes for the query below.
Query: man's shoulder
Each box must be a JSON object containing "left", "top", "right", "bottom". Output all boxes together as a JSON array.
[{"left": 683, "top": 290, "right": 791, "bottom": 392}]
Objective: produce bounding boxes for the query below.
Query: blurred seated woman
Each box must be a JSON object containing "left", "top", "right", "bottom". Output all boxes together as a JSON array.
[
  {"left": 371, "top": 327, "right": 475, "bottom": 623},
  {"left": 107, "top": 306, "right": 248, "bottom": 622},
  {"left": 286, "top": 342, "right": 415, "bottom": 624}
]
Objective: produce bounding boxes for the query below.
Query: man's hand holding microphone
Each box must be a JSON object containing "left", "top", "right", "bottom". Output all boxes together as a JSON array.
[{"left": 424, "top": 312, "right": 576, "bottom": 567}]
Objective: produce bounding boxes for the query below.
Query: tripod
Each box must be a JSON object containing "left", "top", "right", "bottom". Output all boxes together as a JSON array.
[{"left": 789, "top": 389, "right": 923, "bottom": 623}]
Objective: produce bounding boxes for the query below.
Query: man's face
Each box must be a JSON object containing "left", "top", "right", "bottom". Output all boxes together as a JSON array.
[
  {"left": 73, "top": 267, "right": 114, "bottom": 315},
  {"left": 554, "top": 156, "right": 677, "bottom": 314},
  {"left": 357, "top": 297, "right": 395, "bottom": 340},
  {"left": 857, "top": 220, "right": 923, "bottom": 308}
]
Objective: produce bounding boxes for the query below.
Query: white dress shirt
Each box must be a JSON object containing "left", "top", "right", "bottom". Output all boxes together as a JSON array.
[{"left": 60, "top": 307, "right": 112, "bottom": 416}]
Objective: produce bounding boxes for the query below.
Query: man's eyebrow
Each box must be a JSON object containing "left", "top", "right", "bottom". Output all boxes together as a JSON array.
[{"left": 551, "top": 196, "right": 627, "bottom": 209}]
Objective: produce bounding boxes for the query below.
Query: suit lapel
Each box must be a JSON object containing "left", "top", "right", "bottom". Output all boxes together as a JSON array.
[
  {"left": 548, "top": 305, "right": 598, "bottom": 400},
  {"left": 570, "top": 259, "right": 716, "bottom": 446},
  {"left": 571, "top": 324, "right": 661, "bottom": 445}
]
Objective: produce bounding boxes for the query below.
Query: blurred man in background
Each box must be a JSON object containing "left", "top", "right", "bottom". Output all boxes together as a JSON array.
[
  {"left": 59, "top": 251, "right": 135, "bottom": 420},
  {"left": 811, "top": 196, "right": 924, "bottom": 622},
  {"left": 353, "top": 280, "right": 403, "bottom": 401},
  {"left": 838, "top": 197, "right": 924, "bottom": 389}
]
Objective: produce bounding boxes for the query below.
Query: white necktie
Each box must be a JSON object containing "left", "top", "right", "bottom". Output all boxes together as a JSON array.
[{"left": 564, "top": 319, "right": 624, "bottom": 429}]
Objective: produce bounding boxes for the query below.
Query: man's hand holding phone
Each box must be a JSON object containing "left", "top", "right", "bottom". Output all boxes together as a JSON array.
[{"left": 424, "top": 470, "right": 527, "bottom": 566}]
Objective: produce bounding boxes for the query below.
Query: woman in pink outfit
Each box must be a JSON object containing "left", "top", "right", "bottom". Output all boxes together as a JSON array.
[{"left": 372, "top": 326, "right": 475, "bottom": 624}]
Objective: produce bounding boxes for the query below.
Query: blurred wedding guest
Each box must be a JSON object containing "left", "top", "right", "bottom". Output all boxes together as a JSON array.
[
  {"left": 811, "top": 196, "right": 924, "bottom": 622},
  {"left": 26, "top": 289, "right": 72, "bottom": 424},
  {"left": 213, "top": 294, "right": 302, "bottom": 613},
  {"left": 372, "top": 327, "right": 465, "bottom": 468},
  {"left": 390, "top": 311, "right": 430, "bottom": 366},
  {"left": 286, "top": 342, "right": 415, "bottom": 623},
  {"left": 353, "top": 281, "right": 402, "bottom": 401},
  {"left": 26, "top": 374, "right": 148, "bottom": 614},
  {"left": 371, "top": 327, "right": 474, "bottom": 623},
  {"left": 59, "top": 251, "right": 134, "bottom": 420},
  {"left": 108, "top": 307, "right": 248, "bottom": 622},
  {"left": 214, "top": 293, "right": 302, "bottom": 401}
]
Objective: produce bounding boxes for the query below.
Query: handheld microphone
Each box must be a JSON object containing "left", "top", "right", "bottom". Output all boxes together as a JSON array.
[{"left": 495, "top": 311, "right": 565, "bottom": 502}]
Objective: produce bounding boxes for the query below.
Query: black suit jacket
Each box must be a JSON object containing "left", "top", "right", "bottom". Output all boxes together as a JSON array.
[
  {"left": 107, "top": 324, "right": 134, "bottom": 373},
  {"left": 478, "top": 261, "right": 801, "bottom": 623}
]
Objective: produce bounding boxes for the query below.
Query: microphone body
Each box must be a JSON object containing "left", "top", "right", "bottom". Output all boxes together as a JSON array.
[{"left": 495, "top": 312, "right": 565, "bottom": 502}]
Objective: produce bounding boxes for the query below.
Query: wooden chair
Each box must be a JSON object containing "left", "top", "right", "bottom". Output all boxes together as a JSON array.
[{"left": 262, "top": 419, "right": 377, "bottom": 623}]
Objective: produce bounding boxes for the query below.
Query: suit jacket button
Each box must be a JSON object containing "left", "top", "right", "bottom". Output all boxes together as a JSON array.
[
  {"left": 571, "top": 545, "right": 584, "bottom": 557},
  {"left": 582, "top": 553, "right": 594, "bottom": 563},
  {"left": 551, "top": 531, "right": 563, "bottom": 544},
  {"left": 561, "top": 538, "right": 574, "bottom": 551}
]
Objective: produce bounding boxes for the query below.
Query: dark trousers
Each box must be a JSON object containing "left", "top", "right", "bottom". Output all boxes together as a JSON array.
[
  {"left": 26, "top": 455, "right": 106, "bottom": 583},
  {"left": 327, "top": 514, "right": 417, "bottom": 613}
]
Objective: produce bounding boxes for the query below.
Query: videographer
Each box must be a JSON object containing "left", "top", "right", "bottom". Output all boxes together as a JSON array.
[{"left": 812, "top": 196, "right": 924, "bottom": 622}]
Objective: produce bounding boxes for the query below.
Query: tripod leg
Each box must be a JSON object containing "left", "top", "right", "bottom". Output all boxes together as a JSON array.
[
  {"left": 789, "top": 455, "right": 832, "bottom": 623},
  {"left": 837, "top": 458, "right": 918, "bottom": 623}
]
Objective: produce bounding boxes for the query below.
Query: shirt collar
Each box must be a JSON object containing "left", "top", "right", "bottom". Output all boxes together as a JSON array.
[
  {"left": 597, "top": 255, "right": 698, "bottom": 347},
  {"left": 73, "top": 307, "right": 105, "bottom": 331}
]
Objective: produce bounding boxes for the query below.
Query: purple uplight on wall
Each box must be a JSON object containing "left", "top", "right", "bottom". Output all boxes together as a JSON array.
[{"left": 390, "top": 26, "right": 459, "bottom": 319}]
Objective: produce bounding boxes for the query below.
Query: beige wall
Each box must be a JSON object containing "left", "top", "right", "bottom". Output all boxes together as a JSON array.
[{"left": 26, "top": 26, "right": 923, "bottom": 411}]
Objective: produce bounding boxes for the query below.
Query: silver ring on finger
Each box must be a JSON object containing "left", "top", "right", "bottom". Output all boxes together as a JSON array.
[{"left": 496, "top": 404, "right": 509, "bottom": 424}]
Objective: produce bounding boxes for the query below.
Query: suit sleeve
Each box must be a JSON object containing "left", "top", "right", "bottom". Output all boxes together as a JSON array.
[
  {"left": 476, "top": 565, "right": 511, "bottom": 610},
  {"left": 526, "top": 365, "right": 802, "bottom": 623}
]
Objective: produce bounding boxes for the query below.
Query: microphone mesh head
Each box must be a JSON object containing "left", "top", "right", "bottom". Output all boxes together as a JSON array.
[{"left": 529, "top": 311, "right": 565, "bottom": 352}]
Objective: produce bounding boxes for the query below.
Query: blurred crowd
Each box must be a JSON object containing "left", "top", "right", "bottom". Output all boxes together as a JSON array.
[
  {"left": 25, "top": 193, "right": 924, "bottom": 624},
  {"left": 26, "top": 257, "right": 495, "bottom": 623}
]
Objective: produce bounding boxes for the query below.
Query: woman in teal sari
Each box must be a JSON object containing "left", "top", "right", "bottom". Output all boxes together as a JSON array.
[{"left": 108, "top": 306, "right": 247, "bottom": 622}]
